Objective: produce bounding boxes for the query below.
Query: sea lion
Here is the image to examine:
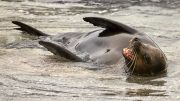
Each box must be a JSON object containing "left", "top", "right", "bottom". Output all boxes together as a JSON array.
[{"left": 12, "top": 17, "right": 167, "bottom": 75}]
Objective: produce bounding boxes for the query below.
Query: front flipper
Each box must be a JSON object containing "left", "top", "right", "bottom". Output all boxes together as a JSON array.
[
  {"left": 39, "top": 40, "right": 84, "bottom": 62},
  {"left": 83, "top": 17, "right": 138, "bottom": 37}
]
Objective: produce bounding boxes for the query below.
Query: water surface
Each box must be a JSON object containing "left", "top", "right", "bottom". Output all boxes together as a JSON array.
[{"left": 0, "top": 0, "right": 180, "bottom": 101}]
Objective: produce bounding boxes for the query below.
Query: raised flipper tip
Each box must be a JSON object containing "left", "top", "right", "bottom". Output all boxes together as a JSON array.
[
  {"left": 83, "top": 17, "right": 93, "bottom": 22},
  {"left": 12, "top": 21, "right": 21, "bottom": 25}
]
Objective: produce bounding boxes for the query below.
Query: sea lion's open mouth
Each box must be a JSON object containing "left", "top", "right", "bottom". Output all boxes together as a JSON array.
[{"left": 122, "top": 48, "right": 134, "bottom": 64}]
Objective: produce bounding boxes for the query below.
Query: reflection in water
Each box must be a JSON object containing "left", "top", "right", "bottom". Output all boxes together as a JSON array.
[
  {"left": 126, "top": 88, "right": 167, "bottom": 97},
  {"left": 126, "top": 74, "right": 167, "bottom": 86}
]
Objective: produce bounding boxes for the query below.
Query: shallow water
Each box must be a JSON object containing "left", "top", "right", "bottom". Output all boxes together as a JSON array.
[{"left": 0, "top": 0, "right": 180, "bottom": 101}]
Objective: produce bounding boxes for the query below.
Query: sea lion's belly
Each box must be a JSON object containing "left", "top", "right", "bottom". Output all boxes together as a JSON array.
[
  {"left": 75, "top": 32, "right": 134, "bottom": 63},
  {"left": 75, "top": 37, "right": 108, "bottom": 58}
]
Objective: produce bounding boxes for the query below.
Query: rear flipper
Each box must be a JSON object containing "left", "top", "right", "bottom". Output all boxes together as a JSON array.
[
  {"left": 39, "top": 40, "right": 84, "bottom": 62},
  {"left": 12, "top": 21, "right": 49, "bottom": 36}
]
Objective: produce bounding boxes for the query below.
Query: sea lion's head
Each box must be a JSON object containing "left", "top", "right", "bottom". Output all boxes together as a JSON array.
[{"left": 122, "top": 37, "right": 167, "bottom": 75}]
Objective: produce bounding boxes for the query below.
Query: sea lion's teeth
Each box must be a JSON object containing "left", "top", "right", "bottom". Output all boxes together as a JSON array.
[
  {"left": 123, "top": 48, "right": 126, "bottom": 52},
  {"left": 123, "top": 48, "right": 134, "bottom": 60}
]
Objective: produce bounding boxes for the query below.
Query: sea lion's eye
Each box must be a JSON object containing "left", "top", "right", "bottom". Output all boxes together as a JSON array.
[{"left": 144, "top": 54, "right": 151, "bottom": 64}]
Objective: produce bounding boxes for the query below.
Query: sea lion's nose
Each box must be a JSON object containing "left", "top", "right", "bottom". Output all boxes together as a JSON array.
[
  {"left": 132, "top": 37, "right": 142, "bottom": 52},
  {"left": 134, "top": 37, "right": 139, "bottom": 41},
  {"left": 129, "top": 37, "right": 141, "bottom": 43}
]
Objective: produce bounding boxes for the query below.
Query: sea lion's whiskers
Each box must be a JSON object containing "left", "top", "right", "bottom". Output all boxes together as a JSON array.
[
  {"left": 122, "top": 58, "right": 132, "bottom": 74},
  {"left": 126, "top": 47, "right": 137, "bottom": 76},
  {"left": 123, "top": 46, "right": 137, "bottom": 75},
  {"left": 118, "top": 56, "right": 126, "bottom": 63},
  {"left": 129, "top": 48, "right": 137, "bottom": 75},
  {"left": 129, "top": 57, "right": 137, "bottom": 76},
  {"left": 127, "top": 50, "right": 136, "bottom": 72},
  {"left": 122, "top": 61, "right": 130, "bottom": 73}
]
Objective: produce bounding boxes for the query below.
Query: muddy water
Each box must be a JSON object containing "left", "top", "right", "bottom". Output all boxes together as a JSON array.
[{"left": 0, "top": 0, "right": 180, "bottom": 101}]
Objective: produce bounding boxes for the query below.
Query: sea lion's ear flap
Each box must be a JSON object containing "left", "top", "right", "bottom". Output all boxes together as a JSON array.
[{"left": 83, "top": 17, "right": 138, "bottom": 35}]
